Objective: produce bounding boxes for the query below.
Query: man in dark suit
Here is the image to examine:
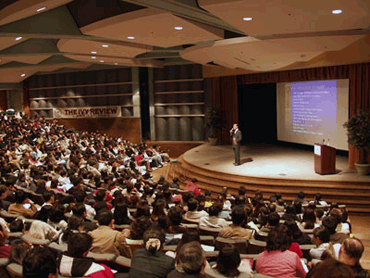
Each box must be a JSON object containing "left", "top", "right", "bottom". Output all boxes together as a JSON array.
[{"left": 230, "top": 123, "right": 242, "bottom": 166}]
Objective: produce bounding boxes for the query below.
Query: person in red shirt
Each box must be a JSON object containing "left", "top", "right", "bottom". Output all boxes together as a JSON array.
[
  {"left": 184, "top": 178, "right": 200, "bottom": 196},
  {"left": 0, "top": 223, "right": 11, "bottom": 258}
]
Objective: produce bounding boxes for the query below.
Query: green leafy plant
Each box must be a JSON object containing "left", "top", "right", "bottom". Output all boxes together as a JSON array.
[
  {"left": 205, "top": 107, "right": 222, "bottom": 138},
  {"left": 343, "top": 110, "right": 370, "bottom": 164}
]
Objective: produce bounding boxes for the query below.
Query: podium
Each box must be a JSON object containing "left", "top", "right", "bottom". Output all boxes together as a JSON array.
[{"left": 314, "top": 143, "right": 336, "bottom": 174}]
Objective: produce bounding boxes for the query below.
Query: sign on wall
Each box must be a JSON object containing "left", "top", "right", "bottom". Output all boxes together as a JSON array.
[{"left": 53, "top": 106, "right": 122, "bottom": 119}]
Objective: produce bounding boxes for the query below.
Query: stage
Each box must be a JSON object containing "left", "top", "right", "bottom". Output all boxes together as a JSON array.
[{"left": 174, "top": 143, "right": 370, "bottom": 213}]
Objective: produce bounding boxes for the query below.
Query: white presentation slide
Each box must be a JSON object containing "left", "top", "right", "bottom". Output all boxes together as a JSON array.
[{"left": 277, "top": 79, "right": 349, "bottom": 150}]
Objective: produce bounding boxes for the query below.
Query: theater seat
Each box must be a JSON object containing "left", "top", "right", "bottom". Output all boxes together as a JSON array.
[
  {"left": 247, "top": 239, "right": 266, "bottom": 254},
  {"left": 215, "top": 237, "right": 248, "bottom": 254}
]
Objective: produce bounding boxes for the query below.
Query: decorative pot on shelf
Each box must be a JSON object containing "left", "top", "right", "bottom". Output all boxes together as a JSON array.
[{"left": 354, "top": 163, "right": 370, "bottom": 176}]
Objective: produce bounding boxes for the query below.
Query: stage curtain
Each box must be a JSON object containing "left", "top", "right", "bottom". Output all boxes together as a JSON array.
[
  {"left": 0, "top": 91, "right": 8, "bottom": 111},
  {"left": 206, "top": 62, "right": 370, "bottom": 168}
]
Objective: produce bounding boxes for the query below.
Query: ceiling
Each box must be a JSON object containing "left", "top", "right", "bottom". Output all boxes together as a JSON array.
[{"left": 0, "top": 0, "right": 369, "bottom": 85}]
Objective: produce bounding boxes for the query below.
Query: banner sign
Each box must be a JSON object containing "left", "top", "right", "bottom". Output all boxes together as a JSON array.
[{"left": 53, "top": 106, "right": 122, "bottom": 119}]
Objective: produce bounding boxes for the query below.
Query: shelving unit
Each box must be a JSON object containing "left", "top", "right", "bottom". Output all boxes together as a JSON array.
[
  {"left": 153, "top": 65, "right": 205, "bottom": 141},
  {"left": 28, "top": 68, "right": 136, "bottom": 119}
]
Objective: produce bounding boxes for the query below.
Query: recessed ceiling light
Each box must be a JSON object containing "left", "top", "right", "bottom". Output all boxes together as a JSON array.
[
  {"left": 114, "top": 63, "right": 118, "bottom": 65},
  {"left": 332, "top": 9, "right": 342, "bottom": 14},
  {"left": 102, "top": 44, "right": 109, "bottom": 48},
  {"left": 91, "top": 56, "right": 96, "bottom": 59},
  {"left": 174, "top": 26, "right": 183, "bottom": 30},
  {"left": 243, "top": 17, "right": 253, "bottom": 21},
  {"left": 91, "top": 51, "right": 97, "bottom": 54},
  {"left": 99, "top": 60, "right": 104, "bottom": 63},
  {"left": 15, "top": 37, "right": 22, "bottom": 41},
  {"left": 127, "top": 36, "right": 135, "bottom": 40},
  {"left": 37, "top": 7, "right": 46, "bottom": 12},
  {"left": 21, "top": 74, "right": 26, "bottom": 77}
]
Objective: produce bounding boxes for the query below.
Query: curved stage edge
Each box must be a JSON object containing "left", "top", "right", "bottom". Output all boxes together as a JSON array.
[{"left": 173, "top": 143, "right": 370, "bottom": 213}]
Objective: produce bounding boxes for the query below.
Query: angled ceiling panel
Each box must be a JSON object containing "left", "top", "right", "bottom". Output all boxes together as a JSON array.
[
  {"left": 0, "top": 38, "right": 59, "bottom": 55},
  {"left": 0, "top": 36, "right": 28, "bottom": 51},
  {"left": 0, "top": 0, "right": 73, "bottom": 26},
  {"left": 3, "top": 54, "right": 53, "bottom": 65},
  {"left": 0, "top": 5, "right": 82, "bottom": 36},
  {"left": 81, "top": 8, "right": 224, "bottom": 47}
]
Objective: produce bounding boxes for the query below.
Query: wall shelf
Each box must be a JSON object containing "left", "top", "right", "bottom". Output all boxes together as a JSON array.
[
  {"left": 155, "top": 90, "right": 204, "bottom": 95},
  {"left": 154, "top": 79, "right": 203, "bottom": 84},
  {"left": 29, "top": 81, "right": 136, "bottom": 91},
  {"left": 154, "top": 102, "right": 204, "bottom": 107},
  {"left": 30, "top": 93, "right": 133, "bottom": 101},
  {"left": 155, "top": 114, "right": 205, "bottom": 118}
]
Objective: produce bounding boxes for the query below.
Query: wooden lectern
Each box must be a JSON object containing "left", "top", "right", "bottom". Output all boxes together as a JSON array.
[{"left": 314, "top": 143, "right": 336, "bottom": 174}]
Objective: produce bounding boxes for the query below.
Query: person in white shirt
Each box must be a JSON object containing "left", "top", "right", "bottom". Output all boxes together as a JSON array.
[{"left": 184, "top": 198, "right": 208, "bottom": 221}]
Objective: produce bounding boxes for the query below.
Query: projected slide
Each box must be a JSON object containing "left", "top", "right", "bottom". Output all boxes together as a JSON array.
[
  {"left": 277, "top": 79, "right": 349, "bottom": 150},
  {"left": 291, "top": 80, "right": 336, "bottom": 136}
]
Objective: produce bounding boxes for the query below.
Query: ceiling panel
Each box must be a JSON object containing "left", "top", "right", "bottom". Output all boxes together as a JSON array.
[
  {"left": 0, "top": 0, "right": 73, "bottom": 26},
  {"left": 81, "top": 8, "right": 224, "bottom": 47},
  {"left": 0, "top": 36, "right": 27, "bottom": 51},
  {"left": 199, "top": 0, "right": 370, "bottom": 37},
  {"left": 2, "top": 54, "right": 53, "bottom": 64}
]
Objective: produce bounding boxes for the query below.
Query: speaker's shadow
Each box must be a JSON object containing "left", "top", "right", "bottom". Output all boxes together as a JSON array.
[{"left": 240, "top": 157, "right": 253, "bottom": 165}]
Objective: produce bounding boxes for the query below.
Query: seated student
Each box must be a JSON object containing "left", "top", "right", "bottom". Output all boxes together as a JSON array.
[
  {"left": 9, "top": 241, "right": 30, "bottom": 265},
  {"left": 23, "top": 246, "right": 58, "bottom": 278},
  {"left": 168, "top": 241, "right": 212, "bottom": 278},
  {"left": 284, "top": 218, "right": 312, "bottom": 245},
  {"left": 0, "top": 223, "right": 11, "bottom": 258},
  {"left": 256, "top": 225, "right": 307, "bottom": 278},
  {"left": 8, "top": 190, "right": 38, "bottom": 218},
  {"left": 219, "top": 205, "right": 253, "bottom": 240},
  {"left": 72, "top": 189, "right": 96, "bottom": 221},
  {"left": 206, "top": 244, "right": 254, "bottom": 278},
  {"left": 184, "top": 178, "right": 201, "bottom": 196},
  {"left": 93, "top": 189, "right": 111, "bottom": 215},
  {"left": 29, "top": 220, "right": 59, "bottom": 241},
  {"left": 322, "top": 216, "right": 349, "bottom": 244},
  {"left": 58, "top": 215, "right": 85, "bottom": 248},
  {"left": 199, "top": 204, "right": 229, "bottom": 229},
  {"left": 88, "top": 210, "right": 128, "bottom": 256},
  {"left": 59, "top": 233, "right": 114, "bottom": 278},
  {"left": 259, "top": 212, "right": 280, "bottom": 233},
  {"left": 184, "top": 198, "right": 208, "bottom": 221},
  {"left": 129, "top": 227, "right": 175, "bottom": 278},
  {"left": 310, "top": 226, "right": 333, "bottom": 260},
  {"left": 309, "top": 258, "right": 355, "bottom": 278},
  {"left": 71, "top": 203, "right": 98, "bottom": 232}
]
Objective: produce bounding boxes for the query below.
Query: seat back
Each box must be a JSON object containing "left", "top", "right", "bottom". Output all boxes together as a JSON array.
[
  {"left": 254, "top": 231, "right": 268, "bottom": 241},
  {"left": 247, "top": 239, "right": 266, "bottom": 254},
  {"left": 199, "top": 226, "right": 220, "bottom": 238},
  {"left": 300, "top": 244, "right": 316, "bottom": 260},
  {"left": 215, "top": 237, "right": 248, "bottom": 254}
]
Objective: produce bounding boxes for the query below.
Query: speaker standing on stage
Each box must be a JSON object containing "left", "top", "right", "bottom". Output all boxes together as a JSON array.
[{"left": 230, "top": 123, "right": 242, "bottom": 166}]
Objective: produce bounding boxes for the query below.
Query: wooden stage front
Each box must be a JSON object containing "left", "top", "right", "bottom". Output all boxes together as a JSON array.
[{"left": 172, "top": 143, "right": 370, "bottom": 213}]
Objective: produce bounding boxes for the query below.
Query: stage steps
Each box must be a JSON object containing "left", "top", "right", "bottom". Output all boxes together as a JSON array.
[{"left": 173, "top": 156, "right": 370, "bottom": 214}]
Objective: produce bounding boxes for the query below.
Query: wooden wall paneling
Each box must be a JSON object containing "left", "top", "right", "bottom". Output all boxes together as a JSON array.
[{"left": 155, "top": 118, "right": 167, "bottom": 140}]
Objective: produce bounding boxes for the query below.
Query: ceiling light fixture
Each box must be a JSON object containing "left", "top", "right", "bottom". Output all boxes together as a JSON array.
[
  {"left": 127, "top": 36, "right": 135, "bottom": 40},
  {"left": 114, "top": 63, "right": 119, "bottom": 65},
  {"left": 91, "top": 56, "right": 96, "bottom": 59},
  {"left": 99, "top": 60, "right": 104, "bottom": 63},
  {"left": 102, "top": 44, "right": 109, "bottom": 48},
  {"left": 15, "top": 37, "right": 22, "bottom": 41},
  {"left": 174, "top": 26, "right": 183, "bottom": 30},
  {"left": 21, "top": 74, "right": 26, "bottom": 77},
  {"left": 243, "top": 17, "right": 253, "bottom": 21},
  {"left": 91, "top": 51, "right": 97, "bottom": 54},
  {"left": 332, "top": 9, "right": 342, "bottom": 14},
  {"left": 37, "top": 7, "right": 46, "bottom": 12}
]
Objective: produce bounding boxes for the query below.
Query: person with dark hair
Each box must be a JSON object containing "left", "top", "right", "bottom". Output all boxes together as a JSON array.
[
  {"left": 284, "top": 218, "right": 312, "bottom": 246},
  {"left": 23, "top": 246, "right": 58, "bottom": 278},
  {"left": 299, "top": 208, "right": 319, "bottom": 230},
  {"left": 93, "top": 189, "right": 110, "bottom": 214},
  {"left": 168, "top": 241, "right": 211, "bottom": 278},
  {"left": 59, "top": 215, "right": 85, "bottom": 247},
  {"left": 256, "top": 225, "right": 307, "bottom": 278},
  {"left": 72, "top": 189, "right": 96, "bottom": 221},
  {"left": 322, "top": 216, "right": 349, "bottom": 244},
  {"left": 8, "top": 190, "right": 38, "bottom": 218},
  {"left": 207, "top": 244, "right": 253, "bottom": 278},
  {"left": 88, "top": 210, "right": 128, "bottom": 256},
  {"left": 113, "top": 202, "right": 132, "bottom": 225},
  {"left": 297, "top": 191, "right": 308, "bottom": 205},
  {"left": 184, "top": 198, "right": 208, "bottom": 221},
  {"left": 129, "top": 228, "right": 175, "bottom": 278},
  {"left": 310, "top": 226, "right": 334, "bottom": 260},
  {"left": 260, "top": 212, "right": 280, "bottom": 233},
  {"left": 9, "top": 219, "right": 24, "bottom": 233},
  {"left": 219, "top": 205, "right": 253, "bottom": 240},
  {"left": 282, "top": 204, "right": 299, "bottom": 221},
  {"left": 9, "top": 241, "right": 30, "bottom": 265},
  {"left": 170, "top": 178, "right": 180, "bottom": 189},
  {"left": 199, "top": 204, "right": 229, "bottom": 229},
  {"left": 313, "top": 193, "right": 327, "bottom": 206},
  {"left": 59, "top": 233, "right": 114, "bottom": 278},
  {"left": 168, "top": 206, "right": 187, "bottom": 234}
]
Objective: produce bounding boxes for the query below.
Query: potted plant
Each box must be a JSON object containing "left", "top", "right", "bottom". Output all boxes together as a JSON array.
[
  {"left": 205, "top": 107, "right": 222, "bottom": 145},
  {"left": 343, "top": 110, "right": 370, "bottom": 175}
]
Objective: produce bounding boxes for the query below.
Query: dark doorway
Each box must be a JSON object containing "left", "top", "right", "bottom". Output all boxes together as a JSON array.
[{"left": 238, "top": 83, "right": 277, "bottom": 144}]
